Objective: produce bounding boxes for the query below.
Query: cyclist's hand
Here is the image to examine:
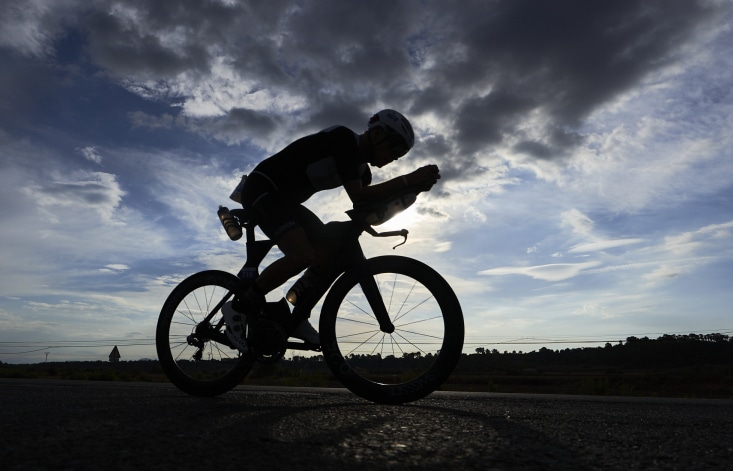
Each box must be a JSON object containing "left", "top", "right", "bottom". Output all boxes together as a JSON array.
[{"left": 406, "top": 164, "right": 440, "bottom": 192}]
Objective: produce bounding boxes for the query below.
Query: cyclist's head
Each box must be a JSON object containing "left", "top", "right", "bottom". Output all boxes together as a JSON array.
[{"left": 368, "top": 109, "right": 415, "bottom": 159}]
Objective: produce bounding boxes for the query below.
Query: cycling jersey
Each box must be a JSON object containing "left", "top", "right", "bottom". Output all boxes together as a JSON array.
[
  {"left": 242, "top": 125, "right": 372, "bottom": 241},
  {"left": 252, "top": 125, "right": 371, "bottom": 203}
]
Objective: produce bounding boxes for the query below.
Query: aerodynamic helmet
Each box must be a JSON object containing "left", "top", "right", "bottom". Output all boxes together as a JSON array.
[{"left": 368, "top": 109, "right": 415, "bottom": 156}]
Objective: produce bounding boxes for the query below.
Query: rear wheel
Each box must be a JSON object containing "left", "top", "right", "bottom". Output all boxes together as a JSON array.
[
  {"left": 319, "top": 256, "right": 464, "bottom": 404},
  {"left": 156, "top": 270, "right": 254, "bottom": 396}
]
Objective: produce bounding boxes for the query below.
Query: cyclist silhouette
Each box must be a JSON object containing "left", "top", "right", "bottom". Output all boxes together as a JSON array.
[{"left": 223, "top": 109, "right": 440, "bottom": 352}]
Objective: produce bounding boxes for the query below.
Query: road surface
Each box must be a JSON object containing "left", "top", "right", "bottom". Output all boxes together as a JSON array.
[{"left": 2, "top": 379, "right": 731, "bottom": 470}]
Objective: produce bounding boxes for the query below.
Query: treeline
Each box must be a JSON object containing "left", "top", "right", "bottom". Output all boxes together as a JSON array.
[
  {"left": 275, "top": 333, "right": 733, "bottom": 373},
  {"left": 459, "top": 333, "right": 733, "bottom": 373},
  {"left": 271, "top": 333, "right": 732, "bottom": 397},
  {"left": 2, "top": 333, "right": 730, "bottom": 375},
  {"left": 1, "top": 333, "right": 730, "bottom": 397}
]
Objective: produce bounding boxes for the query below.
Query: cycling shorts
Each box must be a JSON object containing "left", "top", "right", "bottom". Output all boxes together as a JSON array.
[{"left": 241, "top": 172, "right": 323, "bottom": 242}]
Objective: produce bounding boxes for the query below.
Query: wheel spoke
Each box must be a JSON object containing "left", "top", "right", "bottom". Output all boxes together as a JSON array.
[
  {"left": 323, "top": 256, "right": 463, "bottom": 403},
  {"left": 156, "top": 271, "right": 255, "bottom": 397}
]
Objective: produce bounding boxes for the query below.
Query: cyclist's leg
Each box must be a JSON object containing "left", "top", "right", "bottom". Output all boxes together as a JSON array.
[
  {"left": 244, "top": 193, "right": 323, "bottom": 296},
  {"left": 255, "top": 225, "right": 314, "bottom": 293}
]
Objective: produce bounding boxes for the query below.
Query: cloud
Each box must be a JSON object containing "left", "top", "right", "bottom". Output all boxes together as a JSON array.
[
  {"left": 569, "top": 239, "right": 644, "bottom": 253},
  {"left": 561, "top": 209, "right": 595, "bottom": 237},
  {"left": 101, "top": 264, "right": 130, "bottom": 273},
  {"left": 660, "top": 221, "right": 733, "bottom": 256},
  {"left": 579, "top": 220, "right": 733, "bottom": 287},
  {"left": 0, "top": 0, "right": 78, "bottom": 57},
  {"left": 435, "top": 0, "right": 718, "bottom": 158},
  {"left": 78, "top": 146, "right": 102, "bottom": 164},
  {"left": 3, "top": 0, "right": 715, "bottom": 164},
  {"left": 642, "top": 264, "right": 686, "bottom": 284},
  {"left": 84, "top": 6, "right": 213, "bottom": 79},
  {"left": 23, "top": 170, "right": 125, "bottom": 223},
  {"left": 479, "top": 261, "right": 602, "bottom": 282}
]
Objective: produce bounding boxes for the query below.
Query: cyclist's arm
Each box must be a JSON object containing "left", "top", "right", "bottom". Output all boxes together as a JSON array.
[
  {"left": 344, "top": 164, "right": 440, "bottom": 206},
  {"left": 344, "top": 176, "right": 407, "bottom": 206}
]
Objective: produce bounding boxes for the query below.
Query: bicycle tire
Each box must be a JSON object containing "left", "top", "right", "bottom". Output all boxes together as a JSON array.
[
  {"left": 156, "top": 270, "right": 254, "bottom": 397},
  {"left": 319, "top": 256, "right": 464, "bottom": 404}
]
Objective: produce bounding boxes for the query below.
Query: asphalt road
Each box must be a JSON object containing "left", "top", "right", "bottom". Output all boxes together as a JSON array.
[{"left": 2, "top": 379, "right": 732, "bottom": 470}]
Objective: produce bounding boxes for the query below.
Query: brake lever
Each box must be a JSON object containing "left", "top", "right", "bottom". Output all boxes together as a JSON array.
[
  {"left": 365, "top": 227, "right": 409, "bottom": 249},
  {"left": 391, "top": 230, "right": 409, "bottom": 249}
]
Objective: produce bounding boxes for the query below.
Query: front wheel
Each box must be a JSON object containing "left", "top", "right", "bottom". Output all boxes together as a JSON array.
[
  {"left": 320, "top": 256, "right": 464, "bottom": 404},
  {"left": 156, "top": 270, "right": 254, "bottom": 397}
]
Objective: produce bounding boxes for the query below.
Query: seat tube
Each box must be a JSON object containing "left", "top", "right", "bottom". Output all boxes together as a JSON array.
[{"left": 244, "top": 239, "right": 275, "bottom": 269}]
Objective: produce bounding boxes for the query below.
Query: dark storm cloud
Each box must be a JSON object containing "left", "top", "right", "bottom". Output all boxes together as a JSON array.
[
  {"left": 442, "top": 0, "right": 718, "bottom": 158},
  {"left": 3, "top": 0, "right": 722, "bottom": 171},
  {"left": 225, "top": 108, "right": 277, "bottom": 131},
  {"left": 282, "top": 2, "right": 418, "bottom": 84},
  {"left": 205, "top": 107, "right": 280, "bottom": 143},
  {"left": 85, "top": 9, "right": 212, "bottom": 79},
  {"left": 84, "top": 1, "right": 300, "bottom": 82},
  {"left": 456, "top": 90, "right": 536, "bottom": 150}
]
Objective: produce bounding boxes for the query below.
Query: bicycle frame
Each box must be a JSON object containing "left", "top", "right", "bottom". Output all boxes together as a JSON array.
[{"left": 228, "top": 209, "right": 406, "bottom": 351}]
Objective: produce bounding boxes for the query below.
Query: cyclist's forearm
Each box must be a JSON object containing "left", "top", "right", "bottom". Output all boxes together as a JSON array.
[{"left": 346, "top": 176, "right": 410, "bottom": 206}]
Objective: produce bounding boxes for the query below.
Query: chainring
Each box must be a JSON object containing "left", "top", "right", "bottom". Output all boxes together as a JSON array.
[{"left": 247, "top": 318, "right": 287, "bottom": 364}]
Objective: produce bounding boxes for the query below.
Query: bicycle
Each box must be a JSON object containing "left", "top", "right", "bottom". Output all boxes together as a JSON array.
[{"left": 155, "top": 187, "right": 465, "bottom": 404}]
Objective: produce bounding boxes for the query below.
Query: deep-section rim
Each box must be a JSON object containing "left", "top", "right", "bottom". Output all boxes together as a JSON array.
[
  {"left": 156, "top": 270, "right": 254, "bottom": 397},
  {"left": 319, "top": 256, "right": 464, "bottom": 404}
]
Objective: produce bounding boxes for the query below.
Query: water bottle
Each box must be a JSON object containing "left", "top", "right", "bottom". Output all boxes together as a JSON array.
[
  {"left": 286, "top": 267, "right": 318, "bottom": 306},
  {"left": 218, "top": 205, "right": 242, "bottom": 240}
]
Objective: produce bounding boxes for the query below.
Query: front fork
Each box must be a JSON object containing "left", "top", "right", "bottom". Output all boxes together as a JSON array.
[
  {"left": 358, "top": 271, "right": 395, "bottom": 334},
  {"left": 299, "top": 241, "right": 396, "bottom": 335}
]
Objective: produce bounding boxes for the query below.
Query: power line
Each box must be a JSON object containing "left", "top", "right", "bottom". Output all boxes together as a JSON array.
[
  {"left": 0, "top": 339, "right": 156, "bottom": 356},
  {"left": 1, "top": 328, "right": 731, "bottom": 356}
]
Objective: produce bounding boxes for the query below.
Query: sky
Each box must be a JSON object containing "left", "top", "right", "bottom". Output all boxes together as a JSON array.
[{"left": 1, "top": 0, "right": 732, "bottom": 363}]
